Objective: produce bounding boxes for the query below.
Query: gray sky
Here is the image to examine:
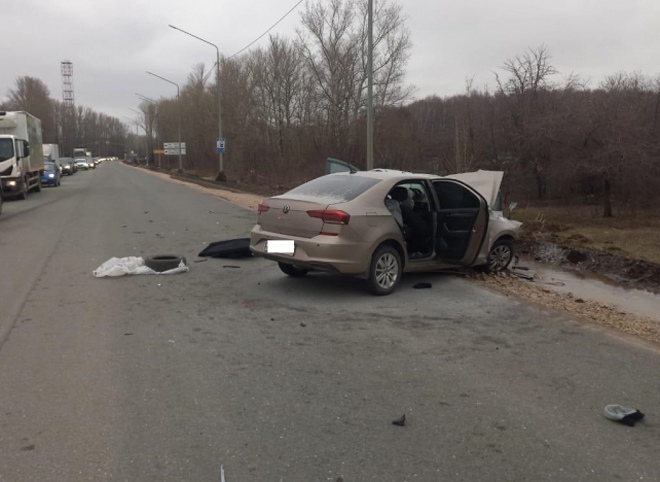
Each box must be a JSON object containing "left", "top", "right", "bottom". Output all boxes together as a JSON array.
[{"left": 2, "top": 0, "right": 659, "bottom": 124}]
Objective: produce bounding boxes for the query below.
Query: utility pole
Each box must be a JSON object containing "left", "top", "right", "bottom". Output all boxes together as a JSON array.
[{"left": 367, "top": 0, "right": 374, "bottom": 170}]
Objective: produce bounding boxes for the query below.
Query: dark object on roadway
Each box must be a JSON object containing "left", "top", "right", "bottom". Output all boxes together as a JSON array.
[
  {"left": 413, "top": 282, "right": 432, "bottom": 289},
  {"left": 144, "top": 255, "right": 186, "bottom": 272},
  {"left": 603, "top": 404, "right": 645, "bottom": 427},
  {"left": 199, "top": 238, "right": 252, "bottom": 259},
  {"left": 392, "top": 414, "right": 406, "bottom": 426}
]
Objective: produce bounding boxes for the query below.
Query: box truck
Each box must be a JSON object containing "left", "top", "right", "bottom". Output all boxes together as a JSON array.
[
  {"left": 43, "top": 143, "right": 60, "bottom": 163},
  {"left": 0, "top": 111, "right": 44, "bottom": 199}
]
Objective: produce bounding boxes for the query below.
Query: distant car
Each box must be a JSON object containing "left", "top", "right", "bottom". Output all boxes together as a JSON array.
[
  {"left": 250, "top": 169, "right": 522, "bottom": 295},
  {"left": 58, "top": 157, "right": 75, "bottom": 175},
  {"left": 41, "top": 162, "right": 61, "bottom": 187},
  {"left": 75, "top": 158, "right": 89, "bottom": 170}
]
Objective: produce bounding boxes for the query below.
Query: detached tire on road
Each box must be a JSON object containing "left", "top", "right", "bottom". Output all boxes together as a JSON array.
[{"left": 144, "top": 254, "right": 186, "bottom": 272}]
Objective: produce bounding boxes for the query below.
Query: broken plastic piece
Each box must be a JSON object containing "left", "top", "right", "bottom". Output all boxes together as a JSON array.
[
  {"left": 413, "top": 282, "right": 432, "bottom": 289},
  {"left": 392, "top": 414, "right": 406, "bottom": 426},
  {"left": 603, "top": 404, "right": 645, "bottom": 426}
]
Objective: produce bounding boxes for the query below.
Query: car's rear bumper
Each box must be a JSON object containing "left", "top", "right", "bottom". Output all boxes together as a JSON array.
[{"left": 250, "top": 227, "right": 372, "bottom": 275}]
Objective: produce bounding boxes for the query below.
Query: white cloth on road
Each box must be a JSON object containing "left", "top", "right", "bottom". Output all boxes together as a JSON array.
[{"left": 93, "top": 256, "right": 189, "bottom": 277}]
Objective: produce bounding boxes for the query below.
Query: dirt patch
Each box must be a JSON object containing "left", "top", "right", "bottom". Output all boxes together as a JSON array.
[
  {"left": 518, "top": 239, "right": 660, "bottom": 295},
  {"left": 470, "top": 271, "right": 660, "bottom": 346}
]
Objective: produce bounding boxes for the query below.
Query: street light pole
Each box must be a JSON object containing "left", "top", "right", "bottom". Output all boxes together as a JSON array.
[
  {"left": 135, "top": 93, "right": 159, "bottom": 167},
  {"left": 146, "top": 71, "right": 182, "bottom": 172},
  {"left": 124, "top": 116, "right": 140, "bottom": 162},
  {"left": 169, "top": 24, "right": 225, "bottom": 181},
  {"left": 128, "top": 107, "right": 149, "bottom": 167}
]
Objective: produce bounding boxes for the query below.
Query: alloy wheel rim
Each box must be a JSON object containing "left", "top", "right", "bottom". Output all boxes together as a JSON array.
[
  {"left": 489, "top": 245, "right": 511, "bottom": 270},
  {"left": 375, "top": 253, "right": 398, "bottom": 289}
]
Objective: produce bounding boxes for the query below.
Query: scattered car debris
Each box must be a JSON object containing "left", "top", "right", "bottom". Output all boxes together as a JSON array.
[
  {"left": 199, "top": 238, "right": 252, "bottom": 259},
  {"left": 603, "top": 405, "right": 645, "bottom": 427},
  {"left": 300, "top": 322, "right": 307, "bottom": 327},
  {"left": 144, "top": 255, "right": 187, "bottom": 272},
  {"left": 93, "top": 256, "right": 189, "bottom": 277},
  {"left": 413, "top": 282, "right": 432, "bottom": 289},
  {"left": 392, "top": 414, "right": 406, "bottom": 426}
]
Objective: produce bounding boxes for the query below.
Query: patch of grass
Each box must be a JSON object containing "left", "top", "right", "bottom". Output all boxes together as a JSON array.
[{"left": 514, "top": 204, "right": 660, "bottom": 264}]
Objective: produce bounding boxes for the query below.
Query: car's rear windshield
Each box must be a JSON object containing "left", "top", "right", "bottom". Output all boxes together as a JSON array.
[{"left": 285, "top": 174, "right": 381, "bottom": 203}]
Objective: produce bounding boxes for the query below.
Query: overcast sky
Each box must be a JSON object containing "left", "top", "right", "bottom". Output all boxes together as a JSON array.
[{"left": 2, "top": 0, "right": 659, "bottom": 124}]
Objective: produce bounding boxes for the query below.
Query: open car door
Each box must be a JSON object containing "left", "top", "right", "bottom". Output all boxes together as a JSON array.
[
  {"left": 431, "top": 179, "right": 489, "bottom": 265},
  {"left": 325, "top": 157, "right": 360, "bottom": 174}
]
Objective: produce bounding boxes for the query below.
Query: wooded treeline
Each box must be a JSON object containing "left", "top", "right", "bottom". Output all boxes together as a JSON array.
[
  {"left": 2, "top": 0, "right": 658, "bottom": 215},
  {"left": 0, "top": 77, "right": 128, "bottom": 160}
]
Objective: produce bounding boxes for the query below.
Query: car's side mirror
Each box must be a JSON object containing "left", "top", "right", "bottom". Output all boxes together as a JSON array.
[{"left": 507, "top": 202, "right": 518, "bottom": 219}]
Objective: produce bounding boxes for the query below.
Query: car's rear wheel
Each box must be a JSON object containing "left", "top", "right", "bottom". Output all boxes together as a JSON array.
[
  {"left": 278, "top": 262, "right": 309, "bottom": 277},
  {"left": 367, "top": 245, "right": 402, "bottom": 296},
  {"left": 487, "top": 238, "right": 514, "bottom": 272}
]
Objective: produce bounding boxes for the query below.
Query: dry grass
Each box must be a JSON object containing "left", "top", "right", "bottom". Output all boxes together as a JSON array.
[{"left": 513, "top": 204, "right": 660, "bottom": 264}]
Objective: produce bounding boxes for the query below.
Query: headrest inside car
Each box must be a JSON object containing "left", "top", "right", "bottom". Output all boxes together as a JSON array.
[{"left": 390, "top": 186, "right": 409, "bottom": 202}]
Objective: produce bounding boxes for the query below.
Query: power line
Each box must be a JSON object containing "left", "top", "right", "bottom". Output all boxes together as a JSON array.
[
  {"left": 228, "top": 0, "right": 305, "bottom": 60},
  {"left": 200, "top": 0, "right": 305, "bottom": 84}
]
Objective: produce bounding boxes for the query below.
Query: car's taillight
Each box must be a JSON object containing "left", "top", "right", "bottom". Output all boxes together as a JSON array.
[
  {"left": 257, "top": 202, "right": 270, "bottom": 214},
  {"left": 307, "top": 209, "right": 351, "bottom": 225}
]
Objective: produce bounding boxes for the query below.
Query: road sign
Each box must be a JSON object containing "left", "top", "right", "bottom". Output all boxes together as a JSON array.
[
  {"left": 216, "top": 138, "right": 226, "bottom": 154},
  {"left": 164, "top": 142, "right": 186, "bottom": 155}
]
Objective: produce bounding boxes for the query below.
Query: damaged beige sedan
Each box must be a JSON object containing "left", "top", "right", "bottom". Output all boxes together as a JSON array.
[{"left": 250, "top": 169, "right": 521, "bottom": 295}]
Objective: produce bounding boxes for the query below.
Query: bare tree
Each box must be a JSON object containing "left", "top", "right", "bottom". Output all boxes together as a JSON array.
[
  {"left": 7, "top": 76, "right": 56, "bottom": 142},
  {"left": 298, "top": 0, "right": 413, "bottom": 159}
]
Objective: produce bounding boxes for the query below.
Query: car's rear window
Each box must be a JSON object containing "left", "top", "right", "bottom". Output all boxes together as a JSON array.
[{"left": 285, "top": 174, "right": 381, "bottom": 203}]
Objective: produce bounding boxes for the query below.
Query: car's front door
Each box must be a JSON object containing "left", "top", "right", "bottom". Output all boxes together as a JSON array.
[{"left": 431, "top": 179, "right": 488, "bottom": 265}]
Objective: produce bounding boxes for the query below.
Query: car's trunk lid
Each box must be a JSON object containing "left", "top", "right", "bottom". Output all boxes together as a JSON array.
[{"left": 259, "top": 196, "right": 331, "bottom": 238}]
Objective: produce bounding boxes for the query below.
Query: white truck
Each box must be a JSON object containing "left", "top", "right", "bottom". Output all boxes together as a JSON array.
[
  {"left": 0, "top": 111, "right": 44, "bottom": 199},
  {"left": 43, "top": 143, "right": 60, "bottom": 164}
]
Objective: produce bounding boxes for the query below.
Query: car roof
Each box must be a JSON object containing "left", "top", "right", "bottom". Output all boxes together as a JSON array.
[
  {"left": 44, "top": 162, "right": 57, "bottom": 167},
  {"left": 330, "top": 170, "right": 440, "bottom": 182}
]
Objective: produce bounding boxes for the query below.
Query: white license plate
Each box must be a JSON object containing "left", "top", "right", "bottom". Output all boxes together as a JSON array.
[{"left": 265, "top": 240, "right": 295, "bottom": 255}]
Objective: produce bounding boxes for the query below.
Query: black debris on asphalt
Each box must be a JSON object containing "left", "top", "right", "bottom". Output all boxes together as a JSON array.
[
  {"left": 199, "top": 238, "right": 252, "bottom": 259},
  {"left": 413, "top": 282, "right": 432, "bottom": 289},
  {"left": 392, "top": 414, "right": 406, "bottom": 426}
]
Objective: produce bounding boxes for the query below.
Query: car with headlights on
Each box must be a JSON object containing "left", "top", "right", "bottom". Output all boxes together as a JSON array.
[
  {"left": 250, "top": 169, "right": 521, "bottom": 295},
  {"left": 41, "top": 162, "right": 61, "bottom": 187},
  {"left": 75, "top": 158, "right": 89, "bottom": 170},
  {"left": 58, "top": 157, "right": 75, "bottom": 175}
]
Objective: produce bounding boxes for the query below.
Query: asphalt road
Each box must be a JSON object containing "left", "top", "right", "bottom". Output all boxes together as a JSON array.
[{"left": 0, "top": 162, "right": 658, "bottom": 482}]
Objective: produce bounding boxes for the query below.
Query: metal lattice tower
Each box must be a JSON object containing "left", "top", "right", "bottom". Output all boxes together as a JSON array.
[{"left": 61, "top": 60, "right": 74, "bottom": 107}]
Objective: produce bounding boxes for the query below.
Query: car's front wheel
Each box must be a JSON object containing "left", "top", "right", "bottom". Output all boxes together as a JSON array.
[
  {"left": 278, "top": 262, "right": 309, "bottom": 277},
  {"left": 367, "top": 245, "right": 402, "bottom": 296},
  {"left": 487, "top": 238, "right": 514, "bottom": 272}
]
